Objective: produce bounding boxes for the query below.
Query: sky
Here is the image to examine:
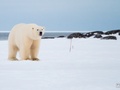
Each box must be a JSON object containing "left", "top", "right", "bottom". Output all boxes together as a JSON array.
[{"left": 0, "top": 0, "right": 120, "bottom": 31}]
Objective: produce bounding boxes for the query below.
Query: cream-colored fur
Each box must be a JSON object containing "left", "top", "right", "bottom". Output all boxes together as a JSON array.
[{"left": 8, "top": 23, "right": 45, "bottom": 61}]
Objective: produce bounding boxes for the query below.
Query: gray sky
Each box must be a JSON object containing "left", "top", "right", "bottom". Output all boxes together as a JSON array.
[{"left": 0, "top": 0, "right": 120, "bottom": 31}]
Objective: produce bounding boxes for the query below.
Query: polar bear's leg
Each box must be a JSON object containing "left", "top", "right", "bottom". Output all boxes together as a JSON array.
[
  {"left": 8, "top": 46, "right": 18, "bottom": 60},
  {"left": 19, "top": 46, "right": 30, "bottom": 60},
  {"left": 30, "top": 40, "right": 40, "bottom": 60}
]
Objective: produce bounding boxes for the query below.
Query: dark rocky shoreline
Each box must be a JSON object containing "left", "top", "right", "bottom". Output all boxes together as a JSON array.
[
  {"left": 0, "top": 30, "right": 120, "bottom": 40},
  {"left": 67, "top": 30, "right": 120, "bottom": 40}
]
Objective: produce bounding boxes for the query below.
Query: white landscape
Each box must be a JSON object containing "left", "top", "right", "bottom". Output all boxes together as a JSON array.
[{"left": 0, "top": 35, "right": 120, "bottom": 90}]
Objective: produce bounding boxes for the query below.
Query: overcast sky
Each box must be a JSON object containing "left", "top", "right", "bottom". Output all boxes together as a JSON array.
[{"left": 0, "top": 0, "right": 120, "bottom": 31}]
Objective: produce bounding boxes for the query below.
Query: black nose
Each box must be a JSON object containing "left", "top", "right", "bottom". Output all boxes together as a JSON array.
[{"left": 39, "top": 32, "right": 42, "bottom": 36}]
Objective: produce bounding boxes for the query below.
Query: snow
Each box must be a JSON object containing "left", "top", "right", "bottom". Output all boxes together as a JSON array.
[{"left": 0, "top": 36, "right": 120, "bottom": 90}]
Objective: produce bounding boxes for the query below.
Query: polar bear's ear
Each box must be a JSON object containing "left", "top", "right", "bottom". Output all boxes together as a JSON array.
[{"left": 42, "top": 26, "right": 45, "bottom": 30}]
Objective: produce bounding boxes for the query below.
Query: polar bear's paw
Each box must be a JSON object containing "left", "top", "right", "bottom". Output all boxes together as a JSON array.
[
  {"left": 32, "top": 58, "right": 39, "bottom": 61},
  {"left": 24, "top": 58, "right": 31, "bottom": 60},
  {"left": 9, "top": 57, "right": 18, "bottom": 61}
]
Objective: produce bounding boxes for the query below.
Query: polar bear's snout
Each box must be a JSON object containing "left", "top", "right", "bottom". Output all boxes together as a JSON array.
[{"left": 39, "top": 32, "right": 42, "bottom": 36}]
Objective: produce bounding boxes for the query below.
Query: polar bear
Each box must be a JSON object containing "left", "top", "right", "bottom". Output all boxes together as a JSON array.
[{"left": 8, "top": 23, "right": 45, "bottom": 61}]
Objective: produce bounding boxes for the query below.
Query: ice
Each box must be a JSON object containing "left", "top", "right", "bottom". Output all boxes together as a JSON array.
[{"left": 0, "top": 37, "right": 120, "bottom": 90}]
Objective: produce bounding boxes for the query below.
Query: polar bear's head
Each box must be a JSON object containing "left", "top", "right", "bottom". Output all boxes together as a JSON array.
[{"left": 28, "top": 24, "right": 45, "bottom": 40}]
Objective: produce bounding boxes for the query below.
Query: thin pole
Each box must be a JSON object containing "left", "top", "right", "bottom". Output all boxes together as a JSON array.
[{"left": 69, "top": 39, "right": 72, "bottom": 52}]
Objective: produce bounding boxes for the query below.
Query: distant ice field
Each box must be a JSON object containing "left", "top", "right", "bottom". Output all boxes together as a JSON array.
[{"left": 0, "top": 35, "right": 120, "bottom": 90}]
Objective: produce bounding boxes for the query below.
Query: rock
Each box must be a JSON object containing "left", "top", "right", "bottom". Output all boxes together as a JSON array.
[
  {"left": 67, "top": 33, "right": 85, "bottom": 39},
  {"left": 92, "top": 31, "right": 104, "bottom": 34},
  {"left": 57, "top": 36, "right": 65, "bottom": 38},
  {"left": 105, "top": 30, "right": 120, "bottom": 35},
  {"left": 101, "top": 36, "right": 117, "bottom": 40},
  {"left": 84, "top": 32, "right": 94, "bottom": 38},
  {"left": 42, "top": 37, "right": 55, "bottom": 39},
  {"left": 94, "top": 34, "right": 102, "bottom": 38},
  {"left": 85, "top": 31, "right": 104, "bottom": 38},
  {"left": 119, "top": 32, "right": 120, "bottom": 35}
]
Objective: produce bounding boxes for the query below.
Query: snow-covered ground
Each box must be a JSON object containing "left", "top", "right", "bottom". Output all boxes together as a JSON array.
[{"left": 0, "top": 36, "right": 120, "bottom": 90}]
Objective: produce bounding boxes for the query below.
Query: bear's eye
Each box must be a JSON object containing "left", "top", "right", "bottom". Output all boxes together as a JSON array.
[
  {"left": 37, "top": 29, "right": 39, "bottom": 31},
  {"left": 32, "top": 28, "right": 34, "bottom": 29}
]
